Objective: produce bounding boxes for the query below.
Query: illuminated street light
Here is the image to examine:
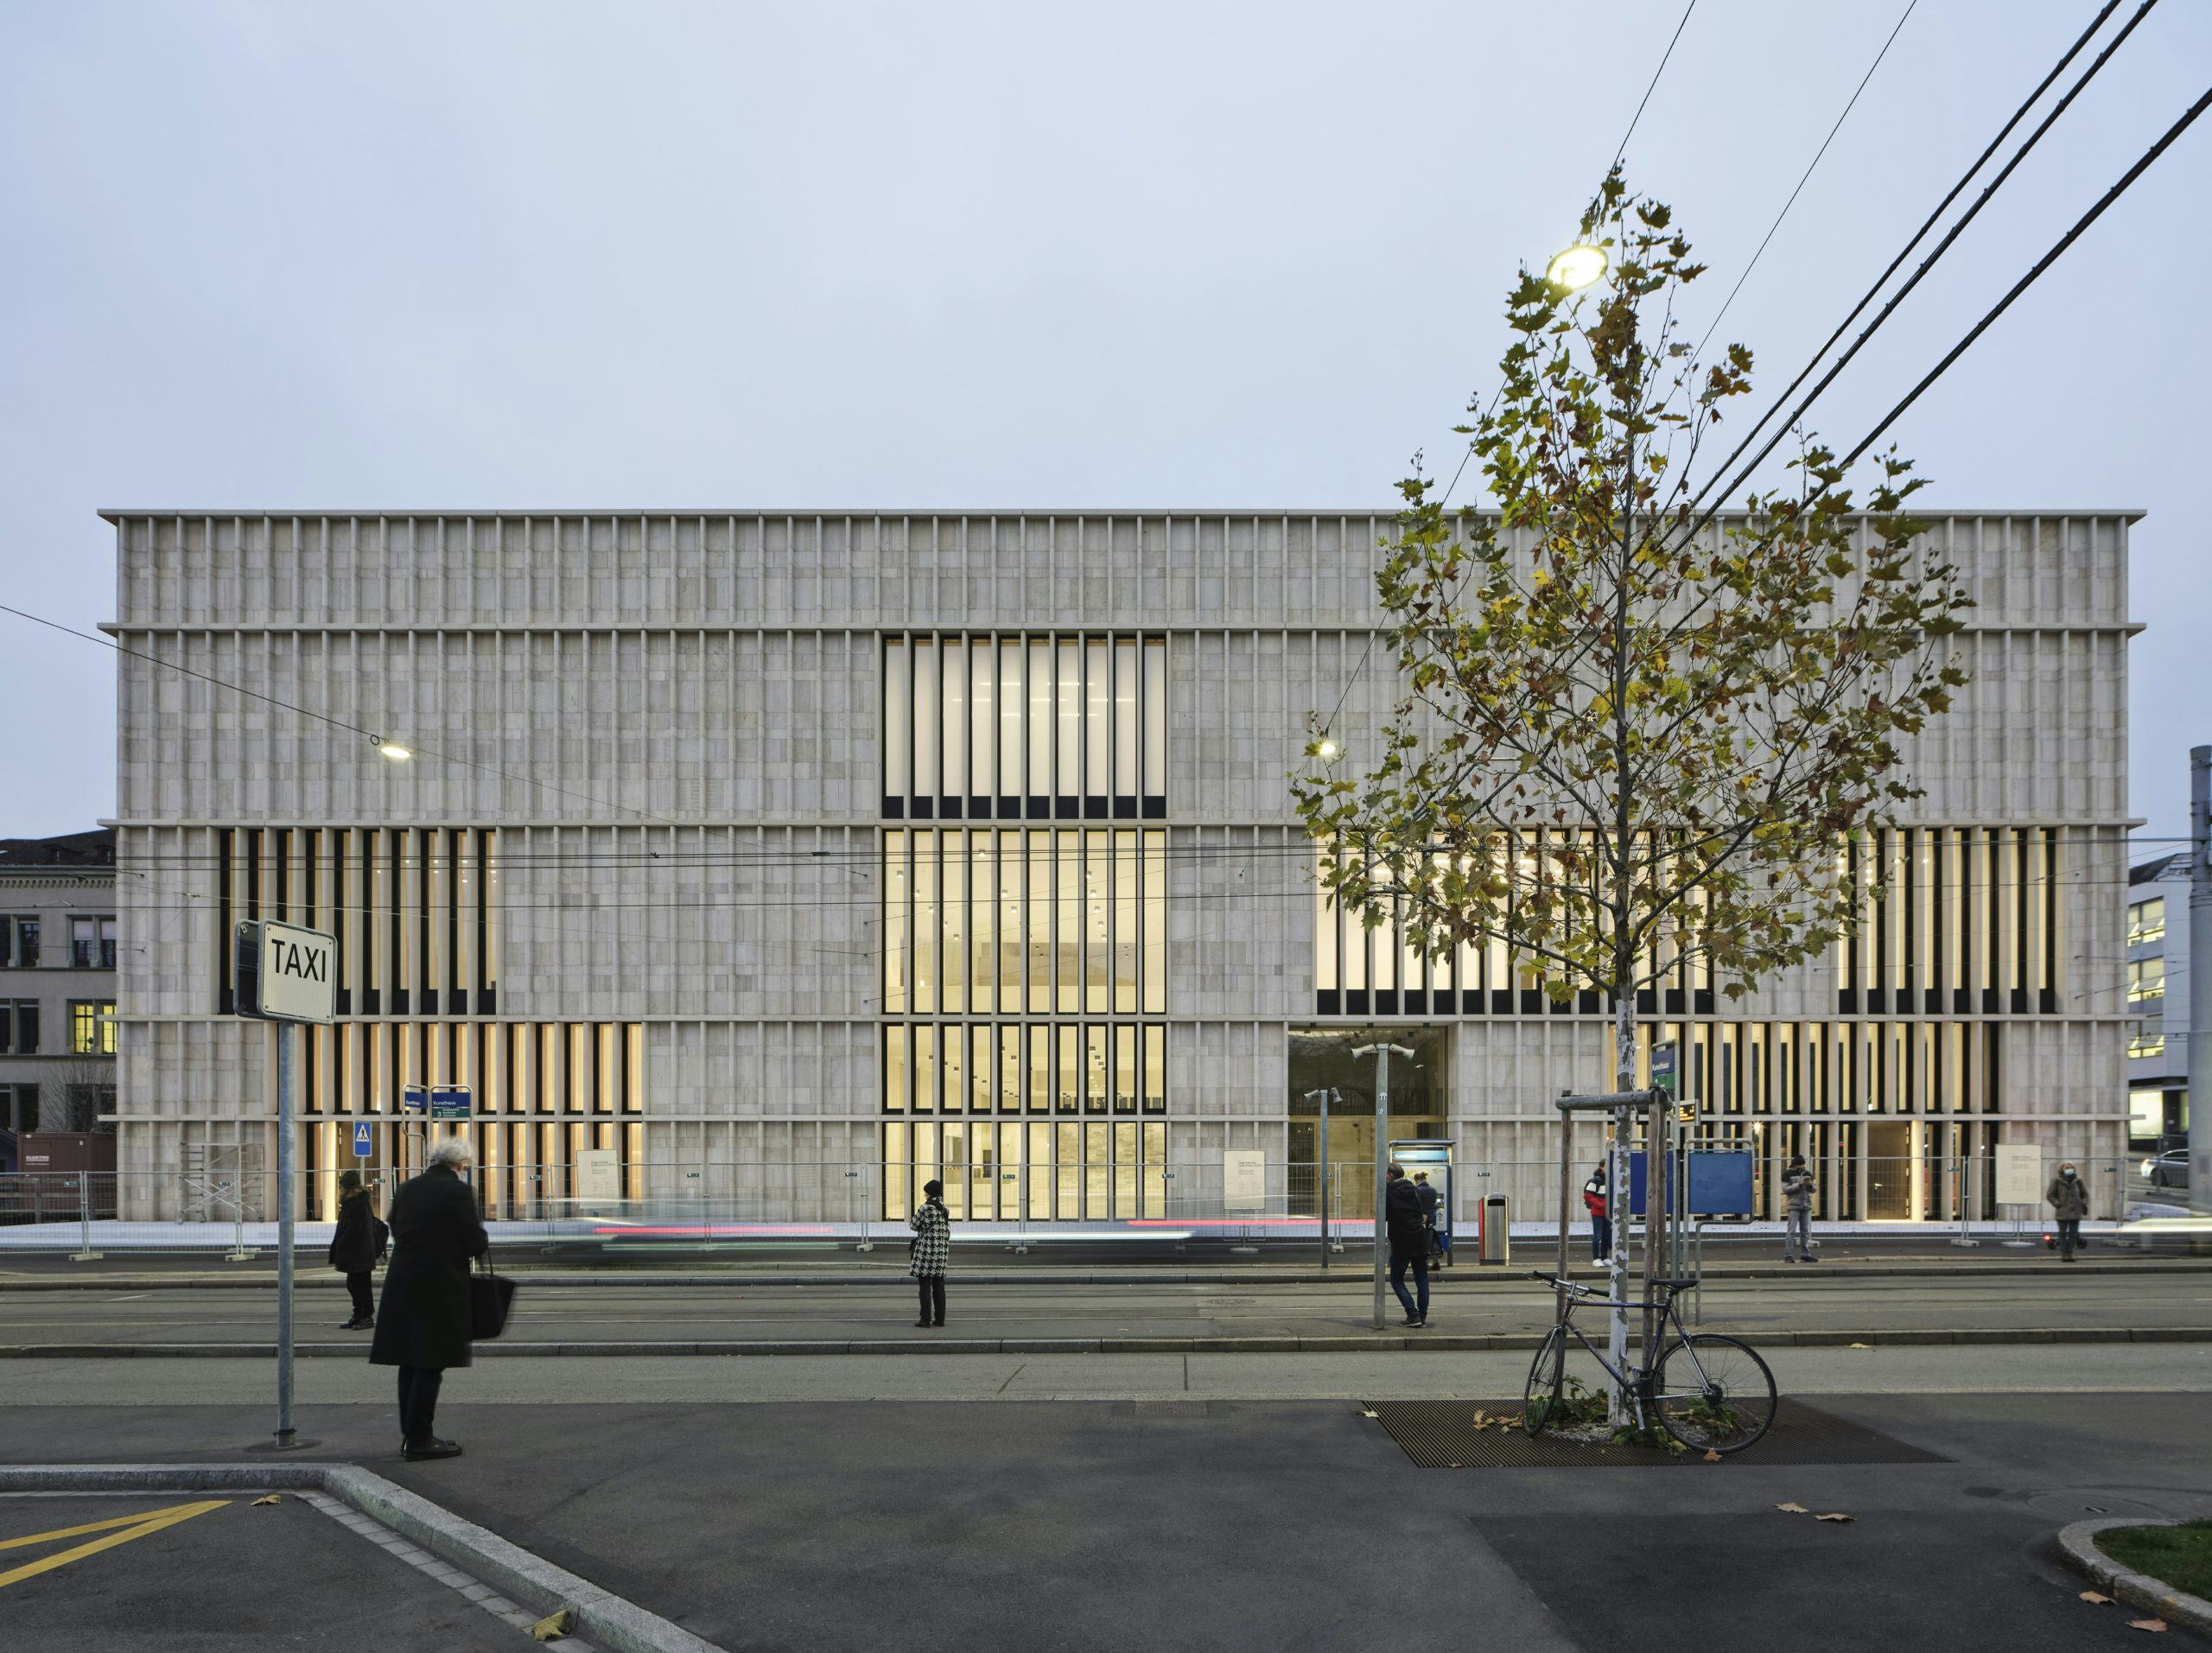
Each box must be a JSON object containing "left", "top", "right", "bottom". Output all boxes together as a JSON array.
[
  {"left": 1546, "top": 242, "right": 1608, "bottom": 292},
  {"left": 373, "top": 739, "right": 412, "bottom": 761},
  {"left": 1315, "top": 738, "right": 1341, "bottom": 761}
]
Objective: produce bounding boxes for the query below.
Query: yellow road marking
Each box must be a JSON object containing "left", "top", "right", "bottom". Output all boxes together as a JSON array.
[{"left": 0, "top": 1500, "right": 230, "bottom": 1589}]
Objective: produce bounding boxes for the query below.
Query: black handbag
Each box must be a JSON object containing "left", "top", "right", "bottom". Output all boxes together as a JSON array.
[{"left": 469, "top": 1260, "right": 515, "bottom": 1340}]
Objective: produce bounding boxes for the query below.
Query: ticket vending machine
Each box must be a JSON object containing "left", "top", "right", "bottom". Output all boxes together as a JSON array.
[{"left": 1388, "top": 1137, "right": 1453, "bottom": 1265}]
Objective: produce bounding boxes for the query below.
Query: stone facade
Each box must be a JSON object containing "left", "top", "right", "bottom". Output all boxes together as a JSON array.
[{"left": 107, "top": 511, "right": 2135, "bottom": 1223}]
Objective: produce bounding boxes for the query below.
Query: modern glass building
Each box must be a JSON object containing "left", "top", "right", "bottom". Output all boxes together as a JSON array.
[{"left": 108, "top": 509, "right": 2136, "bottom": 1224}]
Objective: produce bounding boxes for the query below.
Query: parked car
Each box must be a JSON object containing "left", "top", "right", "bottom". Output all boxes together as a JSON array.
[{"left": 2139, "top": 1148, "right": 2190, "bottom": 1189}]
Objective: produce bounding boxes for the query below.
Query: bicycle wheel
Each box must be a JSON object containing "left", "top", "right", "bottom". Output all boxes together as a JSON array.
[
  {"left": 1653, "top": 1334, "right": 1777, "bottom": 1454},
  {"left": 1520, "top": 1326, "right": 1567, "bottom": 1437}
]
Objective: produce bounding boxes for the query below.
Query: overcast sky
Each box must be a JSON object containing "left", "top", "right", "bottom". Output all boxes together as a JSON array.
[{"left": 3, "top": 1, "right": 2207, "bottom": 851}]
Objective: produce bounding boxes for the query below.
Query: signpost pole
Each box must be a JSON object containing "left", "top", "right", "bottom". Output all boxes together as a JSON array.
[
  {"left": 274, "top": 1019, "right": 296, "bottom": 1450},
  {"left": 1352, "top": 1045, "right": 1414, "bottom": 1331}
]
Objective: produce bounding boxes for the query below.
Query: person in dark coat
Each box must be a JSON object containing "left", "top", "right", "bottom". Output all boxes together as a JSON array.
[
  {"left": 1384, "top": 1165, "right": 1430, "bottom": 1327},
  {"left": 1414, "top": 1172, "right": 1446, "bottom": 1268},
  {"left": 2046, "top": 1161, "right": 2090, "bottom": 1262},
  {"left": 369, "top": 1137, "right": 487, "bottom": 1459},
  {"left": 327, "top": 1169, "right": 388, "bottom": 1329}
]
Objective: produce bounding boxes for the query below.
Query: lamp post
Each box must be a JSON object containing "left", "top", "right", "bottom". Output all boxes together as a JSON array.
[{"left": 1352, "top": 1043, "right": 1414, "bottom": 1330}]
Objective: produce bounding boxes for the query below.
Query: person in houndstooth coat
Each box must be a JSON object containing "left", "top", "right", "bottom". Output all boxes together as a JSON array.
[{"left": 909, "top": 1178, "right": 950, "bottom": 1327}]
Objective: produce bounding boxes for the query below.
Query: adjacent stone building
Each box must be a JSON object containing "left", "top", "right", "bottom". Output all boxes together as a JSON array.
[
  {"left": 108, "top": 510, "right": 2135, "bottom": 1224},
  {"left": 0, "top": 828, "right": 118, "bottom": 1168}
]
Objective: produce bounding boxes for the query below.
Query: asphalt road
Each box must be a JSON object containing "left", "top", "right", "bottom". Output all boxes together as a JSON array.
[
  {"left": 7, "top": 1380, "right": 2209, "bottom": 1653},
  {"left": 0, "top": 1491, "right": 532, "bottom": 1652},
  {"left": 3, "top": 1268, "right": 2209, "bottom": 1350}
]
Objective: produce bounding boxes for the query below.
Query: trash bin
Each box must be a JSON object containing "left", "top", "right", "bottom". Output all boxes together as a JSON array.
[{"left": 1480, "top": 1195, "right": 1510, "bottom": 1264}]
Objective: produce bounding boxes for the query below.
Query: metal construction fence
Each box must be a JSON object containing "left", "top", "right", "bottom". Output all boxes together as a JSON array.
[{"left": 0, "top": 1152, "right": 2169, "bottom": 1256}]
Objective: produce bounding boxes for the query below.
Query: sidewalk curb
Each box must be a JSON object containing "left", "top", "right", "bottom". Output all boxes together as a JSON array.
[
  {"left": 5, "top": 1260, "right": 2208, "bottom": 1290},
  {"left": 2055, "top": 1517, "right": 2212, "bottom": 1638},
  {"left": 0, "top": 1462, "right": 725, "bottom": 1653},
  {"left": 3, "top": 1326, "right": 2207, "bottom": 1358}
]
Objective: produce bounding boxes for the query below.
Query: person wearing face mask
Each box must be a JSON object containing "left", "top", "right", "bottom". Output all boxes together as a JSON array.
[{"left": 2045, "top": 1160, "right": 2089, "bottom": 1262}]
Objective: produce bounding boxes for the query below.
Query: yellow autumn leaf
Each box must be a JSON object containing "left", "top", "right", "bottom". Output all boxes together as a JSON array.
[
  {"left": 251, "top": 1494, "right": 283, "bottom": 1507},
  {"left": 531, "top": 1608, "right": 575, "bottom": 1642}
]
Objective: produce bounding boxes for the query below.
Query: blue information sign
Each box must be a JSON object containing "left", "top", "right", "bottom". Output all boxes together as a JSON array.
[
  {"left": 351, "top": 1120, "right": 374, "bottom": 1159},
  {"left": 401, "top": 1083, "right": 428, "bottom": 1112},
  {"left": 429, "top": 1084, "right": 471, "bottom": 1120}
]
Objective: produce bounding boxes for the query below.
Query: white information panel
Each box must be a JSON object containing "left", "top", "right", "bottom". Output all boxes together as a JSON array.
[
  {"left": 1994, "top": 1143, "right": 2044, "bottom": 1207},
  {"left": 1222, "top": 1149, "right": 1267, "bottom": 1213},
  {"left": 575, "top": 1148, "right": 621, "bottom": 1204}
]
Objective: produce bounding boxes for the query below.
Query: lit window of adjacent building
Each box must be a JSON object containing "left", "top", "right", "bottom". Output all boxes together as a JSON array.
[
  {"left": 2127, "top": 959, "right": 2165, "bottom": 1003},
  {"left": 69, "top": 1001, "right": 116, "bottom": 1056},
  {"left": 0, "top": 1001, "right": 39, "bottom": 1054},
  {"left": 3, "top": 916, "right": 37, "bottom": 967},
  {"left": 2128, "top": 1023, "right": 2166, "bottom": 1060},
  {"left": 2127, "top": 897, "right": 2166, "bottom": 946},
  {"left": 883, "top": 634, "right": 1166, "bottom": 820}
]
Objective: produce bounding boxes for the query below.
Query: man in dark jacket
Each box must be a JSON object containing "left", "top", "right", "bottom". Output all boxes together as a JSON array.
[
  {"left": 1384, "top": 1165, "right": 1431, "bottom": 1327},
  {"left": 370, "top": 1138, "right": 488, "bottom": 1460}
]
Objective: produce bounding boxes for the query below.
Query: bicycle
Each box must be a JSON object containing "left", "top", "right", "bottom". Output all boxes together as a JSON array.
[{"left": 1519, "top": 1270, "right": 1778, "bottom": 1454}]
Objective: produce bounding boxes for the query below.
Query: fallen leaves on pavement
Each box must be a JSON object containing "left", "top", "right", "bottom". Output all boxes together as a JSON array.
[
  {"left": 250, "top": 1495, "right": 283, "bottom": 1507},
  {"left": 2080, "top": 1591, "right": 2114, "bottom": 1605},
  {"left": 1702, "top": 1449, "right": 1723, "bottom": 1463},
  {"left": 2129, "top": 1618, "right": 2168, "bottom": 1634},
  {"left": 1846, "top": 1342, "right": 1873, "bottom": 1350},
  {"left": 531, "top": 1608, "right": 574, "bottom": 1642},
  {"left": 1815, "top": 1513, "right": 1854, "bottom": 1523},
  {"left": 1775, "top": 1503, "right": 1809, "bottom": 1514}
]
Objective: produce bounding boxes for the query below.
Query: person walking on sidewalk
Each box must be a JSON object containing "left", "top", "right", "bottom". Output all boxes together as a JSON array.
[
  {"left": 910, "top": 1178, "right": 950, "bottom": 1326},
  {"left": 328, "top": 1169, "right": 389, "bottom": 1328},
  {"left": 1782, "top": 1155, "right": 1817, "bottom": 1264},
  {"left": 370, "top": 1137, "right": 488, "bottom": 1461},
  {"left": 2046, "top": 1161, "right": 2089, "bottom": 1262},
  {"left": 1583, "top": 1167, "right": 1610, "bottom": 1266},
  {"left": 1385, "top": 1165, "right": 1431, "bottom": 1327}
]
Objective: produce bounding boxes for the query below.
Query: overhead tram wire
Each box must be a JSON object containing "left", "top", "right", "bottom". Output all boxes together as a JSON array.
[
  {"left": 1308, "top": 1, "right": 1696, "bottom": 757},
  {"left": 1686, "top": 0, "right": 1918, "bottom": 368},
  {"left": 1837, "top": 79, "right": 2212, "bottom": 470},
  {"left": 1669, "top": 0, "right": 2158, "bottom": 534}
]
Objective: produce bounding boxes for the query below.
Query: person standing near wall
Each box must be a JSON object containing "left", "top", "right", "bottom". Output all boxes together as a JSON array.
[
  {"left": 370, "top": 1137, "right": 488, "bottom": 1459},
  {"left": 328, "top": 1169, "right": 388, "bottom": 1328},
  {"left": 1781, "top": 1155, "right": 1817, "bottom": 1264},
  {"left": 1582, "top": 1166, "right": 1609, "bottom": 1266},
  {"left": 2046, "top": 1161, "right": 2089, "bottom": 1262},
  {"left": 909, "top": 1177, "right": 950, "bottom": 1326}
]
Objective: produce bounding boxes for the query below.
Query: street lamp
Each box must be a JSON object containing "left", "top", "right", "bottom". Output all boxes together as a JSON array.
[
  {"left": 372, "top": 738, "right": 412, "bottom": 761},
  {"left": 1314, "top": 737, "right": 1340, "bottom": 761},
  {"left": 1546, "top": 241, "right": 1608, "bottom": 292}
]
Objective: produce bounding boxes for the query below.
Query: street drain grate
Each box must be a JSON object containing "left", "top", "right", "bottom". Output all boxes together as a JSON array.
[{"left": 1361, "top": 1401, "right": 1949, "bottom": 1469}]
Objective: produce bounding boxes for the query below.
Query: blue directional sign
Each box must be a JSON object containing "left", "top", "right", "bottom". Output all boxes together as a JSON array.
[
  {"left": 351, "top": 1120, "right": 374, "bottom": 1159},
  {"left": 429, "top": 1084, "right": 471, "bottom": 1120},
  {"left": 401, "top": 1083, "right": 428, "bottom": 1112}
]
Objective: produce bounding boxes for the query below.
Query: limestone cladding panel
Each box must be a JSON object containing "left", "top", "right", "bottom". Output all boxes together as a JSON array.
[
  {"left": 1169, "top": 827, "right": 1309, "bottom": 1020},
  {"left": 116, "top": 1015, "right": 265, "bottom": 1129},
  {"left": 116, "top": 827, "right": 219, "bottom": 1019},
  {"left": 111, "top": 511, "right": 2131, "bottom": 633},
  {"left": 499, "top": 825, "right": 875, "bottom": 1021},
  {"left": 1179, "top": 1021, "right": 1289, "bottom": 1118},
  {"left": 638, "top": 1119, "right": 879, "bottom": 1202},
  {"left": 114, "top": 627, "right": 873, "bottom": 825},
  {"left": 641, "top": 1019, "right": 876, "bottom": 1122}
]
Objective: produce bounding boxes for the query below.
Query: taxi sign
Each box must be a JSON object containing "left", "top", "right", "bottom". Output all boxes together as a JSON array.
[{"left": 233, "top": 920, "right": 335, "bottom": 1024}]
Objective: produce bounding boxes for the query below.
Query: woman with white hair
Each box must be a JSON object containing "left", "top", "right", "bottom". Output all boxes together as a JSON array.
[{"left": 369, "top": 1135, "right": 488, "bottom": 1459}]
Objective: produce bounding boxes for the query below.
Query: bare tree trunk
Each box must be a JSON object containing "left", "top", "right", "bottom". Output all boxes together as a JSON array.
[{"left": 1607, "top": 989, "right": 1633, "bottom": 1422}]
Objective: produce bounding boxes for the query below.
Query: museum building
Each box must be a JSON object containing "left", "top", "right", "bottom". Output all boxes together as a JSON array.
[{"left": 106, "top": 509, "right": 2137, "bottom": 1224}]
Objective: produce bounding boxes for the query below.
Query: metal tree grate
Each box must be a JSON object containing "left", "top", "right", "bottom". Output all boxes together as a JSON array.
[{"left": 1361, "top": 1400, "right": 1949, "bottom": 1469}]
